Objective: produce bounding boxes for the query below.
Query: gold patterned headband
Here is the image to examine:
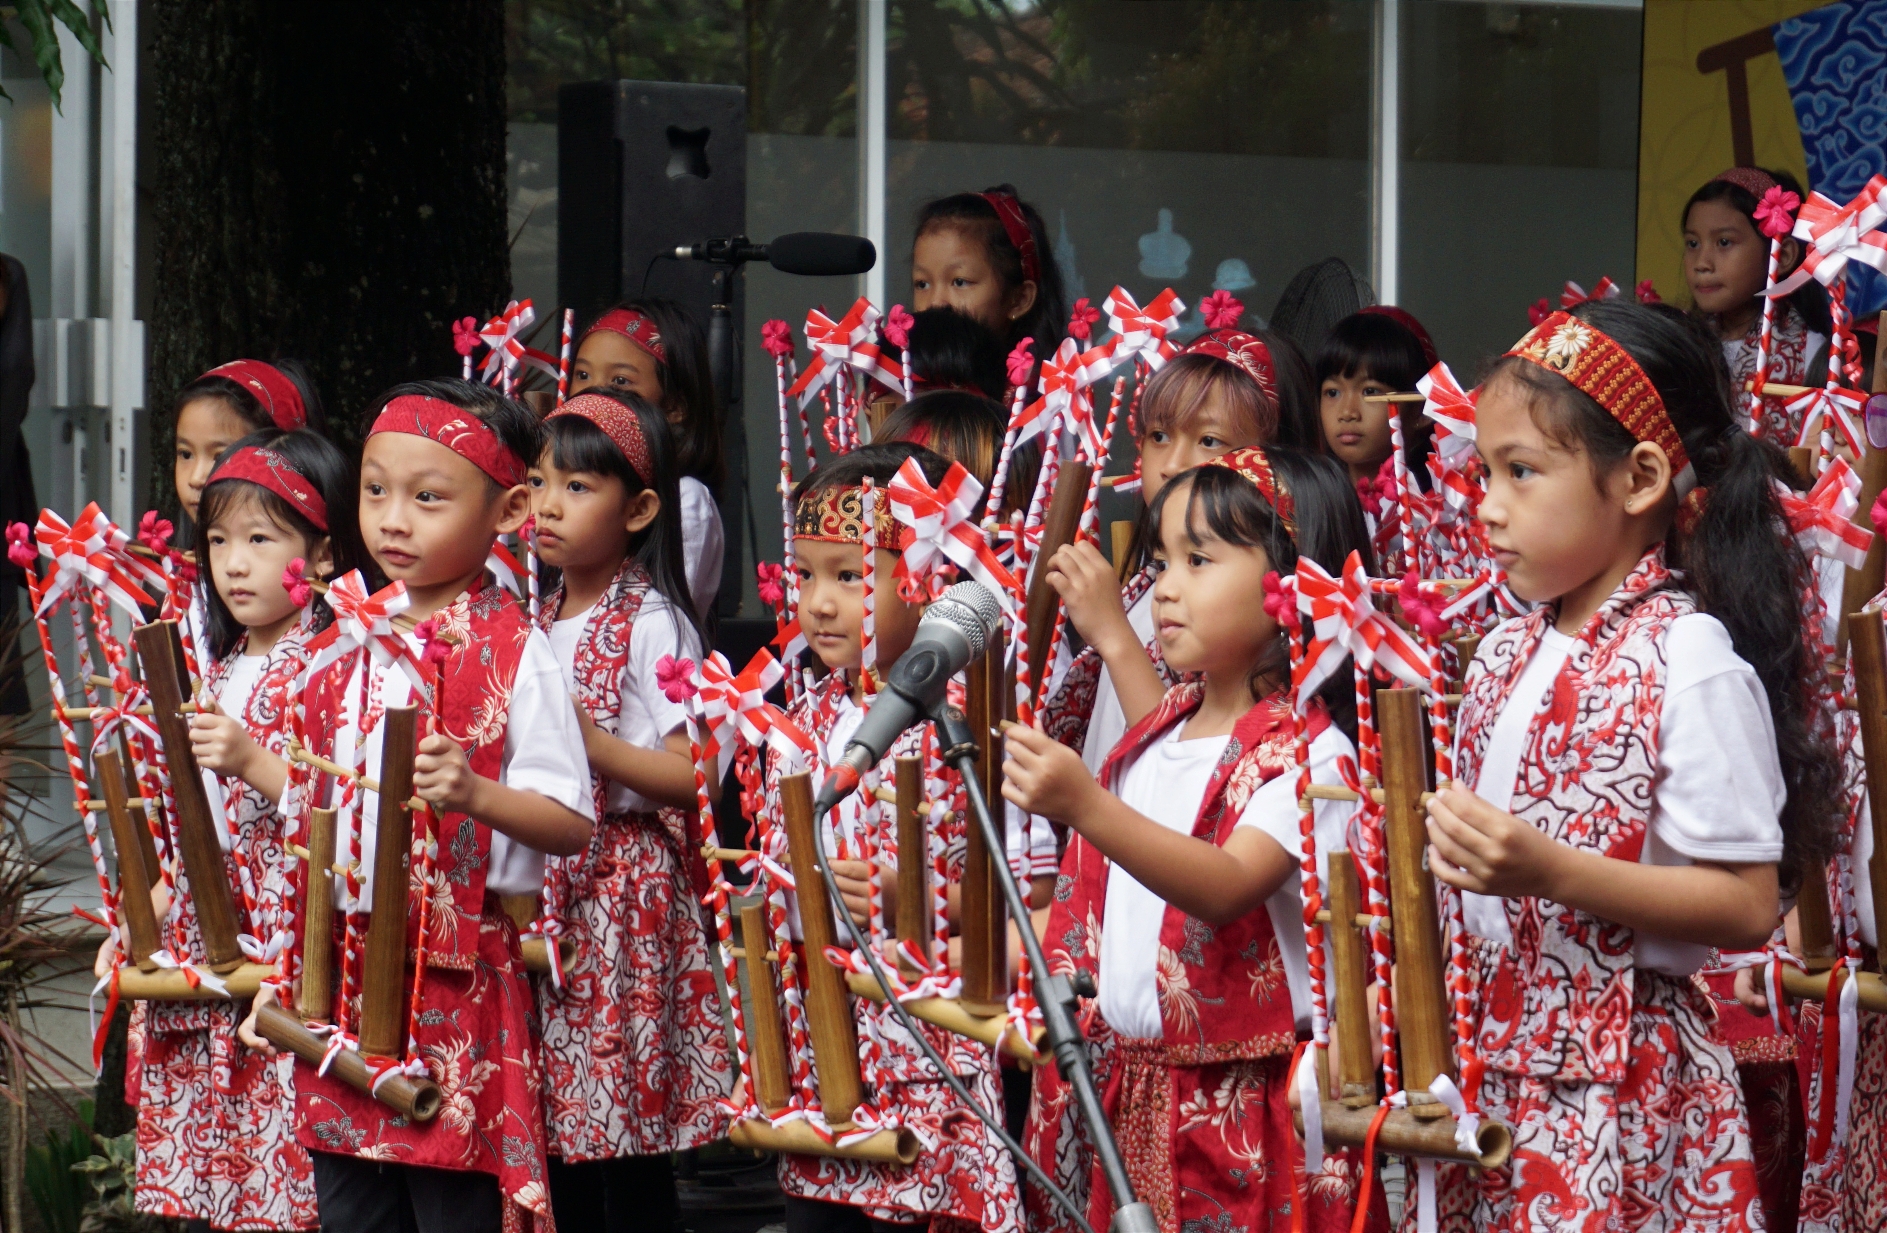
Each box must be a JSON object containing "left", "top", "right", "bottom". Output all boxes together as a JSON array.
[{"left": 794, "top": 485, "right": 912, "bottom": 547}]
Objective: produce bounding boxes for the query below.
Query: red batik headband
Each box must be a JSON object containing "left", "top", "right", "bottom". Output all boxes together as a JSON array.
[
  {"left": 548, "top": 392, "right": 654, "bottom": 485},
  {"left": 202, "top": 359, "right": 307, "bottom": 431},
  {"left": 1713, "top": 166, "right": 1779, "bottom": 201},
  {"left": 1206, "top": 445, "right": 1295, "bottom": 537},
  {"left": 1506, "top": 310, "right": 1694, "bottom": 492},
  {"left": 1186, "top": 330, "right": 1277, "bottom": 402},
  {"left": 583, "top": 308, "right": 667, "bottom": 366},
  {"left": 206, "top": 445, "right": 328, "bottom": 531},
  {"left": 977, "top": 191, "right": 1041, "bottom": 287},
  {"left": 1357, "top": 304, "right": 1439, "bottom": 368},
  {"left": 369, "top": 394, "right": 528, "bottom": 488}
]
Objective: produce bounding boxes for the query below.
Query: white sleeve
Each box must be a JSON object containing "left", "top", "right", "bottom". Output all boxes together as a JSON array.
[
  {"left": 680, "top": 477, "right": 725, "bottom": 619},
  {"left": 500, "top": 630, "right": 598, "bottom": 821},
  {"left": 1651, "top": 614, "right": 1785, "bottom": 862},
  {"left": 1237, "top": 723, "right": 1355, "bottom": 874},
  {"left": 623, "top": 593, "right": 703, "bottom": 743}
]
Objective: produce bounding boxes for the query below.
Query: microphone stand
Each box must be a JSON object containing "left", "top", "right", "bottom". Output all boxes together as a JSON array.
[{"left": 926, "top": 700, "right": 1157, "bottom": 1233}]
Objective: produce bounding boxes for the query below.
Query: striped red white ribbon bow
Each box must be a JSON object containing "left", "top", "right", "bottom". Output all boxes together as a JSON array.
[
  {"left": 887, "top": 458, "right": 1022, "bottom": 616},
  {"left": 1773, "top": 175, "right": 1887, "bottom": 295},
  {"left": 1779, "top": 457, "right": 1874, "bottom": 569},
  {"left": 477, "top": 299, "right": 559, "bottom": 383},
  {"left": 785, "top": 299, "right": 905, "bottom": 406},
  {"left": 34, "top": 504, "right": 156, "bottom": 618},
  {"left": 486, "top": 539, "right": 529, "bottom": 597},
  {"left": 1013, "top": 336, "right": 1115, "bottom": 454},
  {"left": 298, "top": 570, "right": 426, "bottom": 691},
  {"left": 695, "top": 648, "right": 815, "bottom": 769},
  {"left": 1293, "top": 552, "right": 1434, "bottom": 705},
  {"left": 1418, "top": 363, "right": 1480, "bottom": 510},
  {"left": 1789, "top": 382, "right": 1868, "bottom": 456},
  {"left": 1559, "top": 277, "right": 1620, "bottom": 308},
  {"left": 1102, "top": 285, "right": 1185, "bottom": 371}
]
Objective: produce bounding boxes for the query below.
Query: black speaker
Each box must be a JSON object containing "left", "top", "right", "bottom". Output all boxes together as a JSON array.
[{"left": 558, "top": 80, "right": 749, "bottom": 618}]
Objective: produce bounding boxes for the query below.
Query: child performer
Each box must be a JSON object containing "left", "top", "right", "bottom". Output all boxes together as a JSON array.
[
  {"left": 117, "top": 429, "right": 360, "bottom": 1231},
  {"left": 1042, "top": 310, "right": 1283, "bottom": 773},
  {"left": 239, "top": 380, "right": 595, "bottom": 1233},
  {"left": 773, "top": 441, "right": 1022, "bottom": 1233},
  {"left": 526, "top": 389, "right": 733, "bottom": 1232},
  {"left": 173, "top": 359, "right": 327, "bottom": 529},
  {"left": 1422, "top": 300, "right": 1843, "bottom": 1230},
  {"left": 1314, "top": 307, "right": 1439, "bottom": 506},
  {"left": 570, "top": 297, "right": 725, "bottom": 619},
  {"left": 1683, "top": 167, "right": 1829, "bottom": 442},
  {"left": 1004, "top": 446, "right": 1382, "bottom": 1233},
  {"left": 911, "top": 185, "right": 1067, "bottom": 383}
]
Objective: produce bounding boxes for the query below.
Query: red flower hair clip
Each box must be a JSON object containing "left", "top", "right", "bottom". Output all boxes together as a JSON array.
[
  {"left": 282, "top": 559, "right": 313, "bottom": 609},
  {"left": 1755, "top": 186, "right": 1802, "bottom": 240},
  {"left": 1635, "top": 279, "right": 1662, "bottom": 305},
  {"left": 1261, "top": 569, "right": 1293, "bottom": 622},
  {"left": 1527, "top": 298, "right": 1553, "bottom": 326},
  {"left": 756, "top": 561, "right": 786, "bottom": 612},
  {"left": 5, "top": 522, "right": 33, "bottom": 570},
  {"left": 1199, "top": 290, "right": 1244, "bottom": 331}
]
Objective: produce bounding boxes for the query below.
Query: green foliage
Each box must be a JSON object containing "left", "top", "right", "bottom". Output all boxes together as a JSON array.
[
  {"left": 71, "top": 1132, "right": 177, "bottom": 1233},
  {"left": 0, "top": 0, "right": 110, "bottom": 112},
  {"left": 25, "top": 1099, "right": 92, "bottom": 1233}
]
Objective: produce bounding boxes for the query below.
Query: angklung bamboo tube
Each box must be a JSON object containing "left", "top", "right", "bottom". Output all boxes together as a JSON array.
[
  {"left": 256, "top": 1003, "right": 442, "bottom": 1121},
  {"left": 1325, "top": 850, "right": 1375, "bottom": 1107},
  {"left": 133, "top": 620, "right": 244, "bottom": 973},
  {"left": 1840, "top": 445, "right": 1887, "bottom": 655},
  {"left": 893, "top": 756, "right": 929, "bottom": 976},
  {"left": 115, "top": 963, "right": 278, "bottom": 1001},
  {"left": 737, "top": 902, "right": 792, "bottom": 1116},
  {"left": 1111, "top": 520, "right": 1135, "bottom": 583},
  {"left": 1379, "top": 689, "right": 1454, "bottom": 1114},
  {"left": 1848, "top": 609, "right": 1887, "bottom": 960},
  {"left": 1021, "top": 458, "right": 1092, "bottom": 709},
  {"left": 779, "top": 770, "right": 865, "bottom": 1126},
  {"left": 1296, "top": 1102, "right": 1513, "bottom": 1169},
  {"left": 297, "top": 809, "right": 338, "bottom": 1021},
  {"left": 958, "top": 644, "right": 1008, "bottom": 1016},
  {"left": 359, "top": 706, "right": 417, "bottom": 1060},
  {"left": 96, "top": 747, "right": 161, "bottom": 972},
  {"left": 843, "top": 970, "right": 1045, "bottom": 1062}
]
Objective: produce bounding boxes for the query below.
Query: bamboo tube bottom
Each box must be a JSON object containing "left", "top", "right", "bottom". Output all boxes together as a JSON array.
[
  {"left": 256, "top": 1005, "right": 442, "bottom": 1122},
  {"left": 1780, "top": 964, "right": 1887, "bottom": 1014},
  {"left": 726, "top": 1116, "right": 919, "bottom": 1164},
  {"left": 521, "top": 936, "right": 578, "bottom": 975},
  {"left": 116, "top": 962, "right": 277, "bottom": 1001},
  {"left": 1298, "top": 1101, "right": 1513, "bottom": 1169},
  {"left": 844, "top": 971, "right": 1046, "bottom": 1063}
]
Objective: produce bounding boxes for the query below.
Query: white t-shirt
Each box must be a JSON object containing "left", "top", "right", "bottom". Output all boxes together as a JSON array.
[
  {"left": 1080, "top": 587, "right": 1158, "bottom": 776},
  {"left": 545, "top": 589, "right": 700, "bottom": 815},
  {"left": 1099, "top": 720, "right": 1357, "bottom": 1038},
  {"left": 324, "top": 625, "right": 594, "bottom": 908},
  {"left": 203, "top": 652, "right": 269, "bottom": 850},
  {"left": 680, "top": 476, "right": 724, "bottom": 620},
  {"left": 1461, "top": 614, "right": 1785, "bottom": 976}
]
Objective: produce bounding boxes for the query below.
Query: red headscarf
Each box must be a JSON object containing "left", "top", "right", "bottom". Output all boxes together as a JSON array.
[{"left": 202, "top": 360, "right": 307, "bottom": 431}]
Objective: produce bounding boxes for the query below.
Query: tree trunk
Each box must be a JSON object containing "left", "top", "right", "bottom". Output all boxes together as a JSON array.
[{"left": 148, "top": 0, "right": 511, "bottom": 503}]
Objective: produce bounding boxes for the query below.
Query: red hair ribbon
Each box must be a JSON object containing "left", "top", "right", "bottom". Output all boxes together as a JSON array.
[
  {"left": 976, "top": 190, "right": 1041, "bottom": 286},
  {"left": 203, "top": 360, "right": 307, "bottom": 431},
  {"left": 584, "top": 307, "right": 668, "bottom": 366},
  {"left": 1357, "top": 304, "right": 1438, "bottom": 367},
  {"left": 206, "top": 445, "right": 330, "bottom": 531},
  {"left": 549, "top": 392, "right": 654, "bottom": 485},
  {"left": 370, "top": 394, "right": 528, "bottom": 488}
]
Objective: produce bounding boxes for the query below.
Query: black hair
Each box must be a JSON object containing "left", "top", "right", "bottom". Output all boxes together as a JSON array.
[
  {"left": 913, "top": 185, "right": 1067, "bottom": 377},
  {"left": 197, "top": 428, "right": 367, "bottom": 661},
  {"left": 1259, "top": 329, "right": 1322, "bottom": 453},
  {"left": 588, "top": 296, "right": 725, "bottom": 492},
  {"left": 1485, "top": 297, "right": 1841, "bottom": 890},
  {"left": 1316, "top": 311, "right": 1437, "bottom": 485},
  {"left": 1683, "top": 169, "right": 1831, "bottom": 336},
  {"left": 904, "top": 306, "right": 1009, "bottom": 401},
  {"left": 1144, "top": 448, "right": 1374, "bottom": 737},
  {"left": 540, "top": 387, "right": 704, "bottom": 648},
  {"left": 876, "top": 389, "right": 1007, "bottom": 489},
  {"left": 369, "top": 378, "right": 542, "bottom": 495},
  {"left": 174, "top": 358, "right": 327, "bottom": 436},
  {"left": 793, "top": 441, "right": 952, "bottom": 504}
]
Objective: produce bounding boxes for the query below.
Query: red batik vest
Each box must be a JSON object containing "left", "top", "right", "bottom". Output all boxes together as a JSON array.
[
  {"left": 1453, "top": 546, "right": 1692, "bottom": 1084},
  {"left": 300, "top": 582, "right": 532, "bottom": 966},
  {"left": 1045, "top": 684, "right": 1313, "bottom": 1058}
]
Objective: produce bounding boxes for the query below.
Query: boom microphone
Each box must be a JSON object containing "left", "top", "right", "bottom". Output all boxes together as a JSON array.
[
  {"left": 671, "top": 232, "right": 877, "bottom": 277},
  {"left": 812, "top": 581, "right": 1003, "bottom": 817}
]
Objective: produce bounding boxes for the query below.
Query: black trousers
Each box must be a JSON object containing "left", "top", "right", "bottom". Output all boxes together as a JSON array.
[
  {"left": 546, "top": 1153, "right": 678, "bottom": 1233},
  {"left": 783, "top": 1195, "right": 922, "bottom": 1233},
  {"left": 310, "top": 1151, "right": 502, "bottom": 1233}
]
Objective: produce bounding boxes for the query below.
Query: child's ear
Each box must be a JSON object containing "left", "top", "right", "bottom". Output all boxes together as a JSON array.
[
  {"left": 493, "top": 483, "right": 533, "bottom": 535},
  {"left": 624, "top": 489, "right": 661, "bottom": 535},
  {"left": 308, "top": 535, "right": 335, "bottom": 580},
  {"left": 1620, "top": 441, "right": 1675, "bottom": 515},
  {"left": 1008, "top": 279, "right": 1039, "bottom": 322}
]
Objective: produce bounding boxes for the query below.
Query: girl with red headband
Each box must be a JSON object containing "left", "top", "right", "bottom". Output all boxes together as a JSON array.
[
  {"left": 1315, "top": 307, "right": 1441, "bottom": 545},
  {"left": 570, "top": 297, "right": 725, "bottom": 620},
  {"left": 172, "top": 358, "right": 326, "bottom": 528},
  {"left": 1005, "top": 446, "right": 1383, "bottom": 1233},
  {"left": 524, "top": 388, "right": 732, "bottom": 1233},
  {"left": 911, "top": 185, "right": 1067, "bottom": 386},
  {"left": 1683, "top": 166, "right": 1830, "bottom": 443},
  {"left": 239, "top": 379, "right": 595, "bottom": 1233},
  {"left": 111, "top": 428, "right": 362, "bottom": 1231},
  {"left": 1420, "top": 300, "right": 1842, "bottom": 1230}
]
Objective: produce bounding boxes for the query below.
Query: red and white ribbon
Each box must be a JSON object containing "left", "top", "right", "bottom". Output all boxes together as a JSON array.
[
  {"left": 1559, "top": 277, "right": 1620, "bottom": 308},
  {"left": 33, "top": 505, "right": 155, "bottom": 618},
  {"left": 1294, "top": 553, "right": 1434, "bottom": 703},
  {"left": 886, "top": 458, "right": 1022, "bottom": 616},
  {"left": 1780, "top": 457, "right": 1873, "bottom": 569},
  {"left": 1101, "top": 285, "right": 1185, "bottom": 371},
  {"left": 478, "top": 299, "right": 559, "bottom": 385},
  {"left": 298, "top": 571, "right": 425, "bottom": 691},
  {"left": 1773, "top": 175, "right": 1887, "bottom": 295},
  {"left": 785, "top": 299, "right": 905, "bottom": 406}
]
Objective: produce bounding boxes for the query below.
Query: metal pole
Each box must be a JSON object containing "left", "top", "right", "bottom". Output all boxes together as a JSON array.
[
  {"left": 857, "top": 0, "right": 887, "bottom": 308},
  {"left": 102, "top": 0, "right": 142, "bottom": 532},
  {"left": 1371, "top": 0, "right": 1401, "bottom": 305}
]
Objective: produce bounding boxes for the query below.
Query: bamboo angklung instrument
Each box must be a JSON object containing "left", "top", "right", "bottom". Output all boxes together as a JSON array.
[
  {"left": 725, "top": 771, "right": 918, "bottom": 1163},
  {"left": 1298, "top": 689, "right": 1514, "bottom": 1168},
  {"left": 296, "top": 809, "right": 338, "bottom": 1022},
  {"left": 1021, "top": 458, "right": 1093, "bottom": 711},
  {"left": 97, "top": 747, "right": 161, "bottom": 972},
  {"left": 1110, "top": 519, "right": 1135, "bottom": 583},
  {"left": 958, "top": 642, "right": 1009, "bottom": 1016}
]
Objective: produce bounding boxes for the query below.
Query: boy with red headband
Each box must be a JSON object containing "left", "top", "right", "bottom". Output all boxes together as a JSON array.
[{"left": 241, "top": 379, "right": 595, "bottom": 1233}]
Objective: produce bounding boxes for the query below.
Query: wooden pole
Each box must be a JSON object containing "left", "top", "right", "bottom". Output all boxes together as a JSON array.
[
  {"left": 737, "top": 902, "right": 791, "bottom": 1116},
  {"left": 959, "top": 642, "right": 1009, "bottom": 1016},
  {"left": 1848, "top": 609, "right": 1887, "bottom": 964},
  {"left": 1299, "top": 1102, "right": 1512, "bottom": 1169},
  {"left": 778, "top": 770, "right": 864, "bottom": 1126},
  {"left": 1325, "top": 850, "right": 1375, "bottom": 1106},
  {"left": 893, "top": 756, "right": 928, "bottom": 975},
  {"left": 133, "top": 620, "right": 243, "bottom": 972},
  {"left": 1022, "top": 458, "right": 1092, "bottom": 709},
  {"left": 296, "top": 808, "right": 338, "bottom": 1021},
  {"left": 1110, "top": 519, "right": 1135, "bottom": 583},
  {"left": 119, "top": 732, "right": 162, "bottom": 882},
  {"left": 256, "top": 1003, "right": 441, "bottom": 1121},
  {"left": 96, "top": 748, "right": 160, "bottom": 972},
  {"left": 359, "top": 706, "right": 416, "bottom": 1060},
  {"left": 1379, "top": 688, "right": 1453, "bottom": 1113}
]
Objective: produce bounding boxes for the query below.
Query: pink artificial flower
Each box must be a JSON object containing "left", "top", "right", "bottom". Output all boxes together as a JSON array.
[
  {"left": 137, "top": 510, "right": 174, "bottom": 554},
  {"left": 1755, "top": 186, "right": 1802, "bottom": 240},
  {"left": 884, "top": 304, "right": 914, "bottom": 349},
  {"left": 1872, "top": 488, "right": 1887, "bottom": 539},
  {"left": 281, "top": 558, "right": 313, "bottom": 609},
  {"left": 1006, "top": 338, "right": 1037, "bottom": 388},
  {"left": 172, "top": 549, "right": 198, "bottom": 585},
  {"left": 762, "top": 319, "right": 794, "bottom": 358},
  {"left": 1527, "top": 298, "right": 1553, "bottom": 327},
  {"left": 1068, "top": 297, "right": 1101, "bottom": 342},
  {"left": 656, "top": 654, "right": 699, "bottom": 703},
  {"left": 756, "top": 562, "right": 786, "bottom": 611},
  {"left": 1199, "top": 290, "right": 1244, "bottom": 332},
  {"left": 1398, "top": 569, "right": 1448, "bottom": 640},
  {"left": 451, "top": 316, "right": 481, "bottom": 357},
  {"left": 1635, "top": 278, "right": 1662, "bottom": 305},
  {"left": 1261, "top": 570, "right": 1292, "bottom": 622},
  {"left": 5, "top": 522, "right": 33, "bottom": 570}
]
